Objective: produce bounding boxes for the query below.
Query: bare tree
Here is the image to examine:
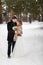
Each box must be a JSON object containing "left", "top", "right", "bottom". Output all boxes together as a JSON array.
[{"left": 0, "top": 0, "right": 2, "bottom": 23}]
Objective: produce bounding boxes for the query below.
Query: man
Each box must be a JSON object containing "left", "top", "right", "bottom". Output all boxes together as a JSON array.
[{"left": 7, "top": 16, "right": 17, "bottom": 58}]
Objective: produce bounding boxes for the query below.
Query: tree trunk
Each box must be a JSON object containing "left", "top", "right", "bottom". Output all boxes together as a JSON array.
[
  {"left": 0, "top": 0, "right": 2, "bottom": 24},
  {"left": 42, "top": 8, "right": 43, "bottom": 21}
]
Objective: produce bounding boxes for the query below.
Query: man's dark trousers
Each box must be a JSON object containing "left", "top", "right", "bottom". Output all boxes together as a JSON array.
[{"left": 8, "top": 41, "right": 16, "bottom": 57}]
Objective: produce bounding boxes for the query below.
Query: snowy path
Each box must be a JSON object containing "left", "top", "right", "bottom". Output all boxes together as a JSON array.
[{"left": 0, "top": 22, "right": 43, "bottom": 65}]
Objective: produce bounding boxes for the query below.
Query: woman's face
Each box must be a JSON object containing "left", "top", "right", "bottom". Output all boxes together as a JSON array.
[{"left": 17, "top": 21, "right": 21, "bottom": 26}]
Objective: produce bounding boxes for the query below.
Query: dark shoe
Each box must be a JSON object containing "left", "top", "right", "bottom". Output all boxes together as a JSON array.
[{"left": 8, "top": 55, "right": 11, "bottom": 58}]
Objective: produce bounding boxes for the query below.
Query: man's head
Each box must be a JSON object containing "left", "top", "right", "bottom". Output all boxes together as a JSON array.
[{"left": 12, "top": 16, "right": 17, "bottom": 23}]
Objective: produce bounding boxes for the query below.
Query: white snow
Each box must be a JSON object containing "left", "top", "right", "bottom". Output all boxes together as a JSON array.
[{"left": 0, "top": 22, "right": 43, "bottom": 65}]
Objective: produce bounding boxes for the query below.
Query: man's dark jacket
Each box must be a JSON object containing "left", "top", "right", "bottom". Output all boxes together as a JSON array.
[{"left": 7, "top": 20, "right": 17, "bottom": 42}]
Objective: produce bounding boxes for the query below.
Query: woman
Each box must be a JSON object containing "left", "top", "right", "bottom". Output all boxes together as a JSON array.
[
  {"left": 12, "top": 20, "right": 23, "bottom": 57},
  {"left": 13, "top": 20, "right": 23, "bottom": 41}
]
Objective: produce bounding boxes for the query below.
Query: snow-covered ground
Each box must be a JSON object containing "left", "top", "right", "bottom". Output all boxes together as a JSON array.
[{"left": 0, "top": 22, "right": 43, "bottom": 65}]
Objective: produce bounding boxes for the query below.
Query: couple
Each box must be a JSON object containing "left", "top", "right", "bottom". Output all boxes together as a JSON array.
[{"left": 7, "top": 16, "right": 22, "bottom": 58}]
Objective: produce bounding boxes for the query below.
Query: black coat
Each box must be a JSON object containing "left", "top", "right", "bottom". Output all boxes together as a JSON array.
[{"left": 7, "top": 20, "right": 17, "bottom": 41}]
